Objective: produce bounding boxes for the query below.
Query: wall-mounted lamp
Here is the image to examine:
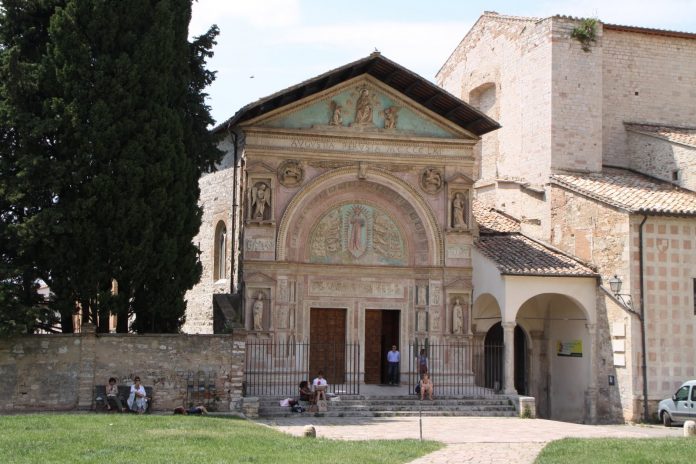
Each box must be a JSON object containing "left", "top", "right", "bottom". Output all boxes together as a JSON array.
[{"left": 609, "top": 275, "right": 633, "bottom": 308}]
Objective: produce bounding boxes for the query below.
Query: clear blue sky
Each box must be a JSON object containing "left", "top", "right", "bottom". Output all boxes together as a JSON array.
[{"left": 190, "top": 0, "right": 696, "bottom": 125}]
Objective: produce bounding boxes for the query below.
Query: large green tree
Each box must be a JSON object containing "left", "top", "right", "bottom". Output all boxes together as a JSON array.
[{"left": 0, "top": 0, "right": 221, "bottom": 334}]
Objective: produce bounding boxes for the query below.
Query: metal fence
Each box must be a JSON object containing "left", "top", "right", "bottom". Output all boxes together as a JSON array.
[
  {"left": 244, "top": 340, "right": 360, "bottom": 396},
  {"left": 244, "top": 339, "right": 504, "bottom": 398},
  {"left": 408, "top": 340, "right": 504, "bottom": 397}
]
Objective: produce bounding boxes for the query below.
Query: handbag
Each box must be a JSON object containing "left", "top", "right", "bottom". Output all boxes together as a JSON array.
[
  {"left": 317, "top": 399, "right": 328, "bottom": 412},
  {"left": 415, "top": 384, "right": 421, "bottom": 394}
]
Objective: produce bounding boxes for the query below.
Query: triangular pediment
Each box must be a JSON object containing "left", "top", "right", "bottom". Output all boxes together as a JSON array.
[
  {"left": 245, "top": 161, "right": 276, "bottom": 174},
  {"left": 447, "top": 172, "right": 476, "bottom": 184},
  {"left": 244, "top": 272, "right": 276, "bottom": 284},
  {"left": 215, "top": 54, "right": 499, "bottom": 139},
  {"left": 245, "top": 77, "right": 474, "bottom": 140}
]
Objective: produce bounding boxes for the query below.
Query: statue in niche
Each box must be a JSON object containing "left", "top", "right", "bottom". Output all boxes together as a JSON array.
[
  {"left": 452, "top": 298, "right": 464, "bottom": 334},
  {"left": 278, "top": 160, "right": 303, "bottom": 187},
  {"left": 452, "top": 192, "right": 467, "bottom": 228},
  {"left": 354, "top": 88, "right": 373, "bottom": 125},
  {"left": 278, "top": 305, "right": 288, "bottom": 329},
  {"left": 383, "top": 106, "right": 399, "bottom": 129},
  {"left": 252, "top": 292, "right": 264, "bottom": 331},
  {"left": 421, "top": 168, "right": 443, "bottom": 194},
  {"left": 329, "top": 100, "right": 343, "bottom": 126},
  {"left": 251, "top": 182, "right": 271, "bottom": 220}
]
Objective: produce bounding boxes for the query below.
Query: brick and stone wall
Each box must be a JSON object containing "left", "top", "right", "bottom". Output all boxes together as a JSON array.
[
  {"left": 0, "top": 325, "right": 246, "bottom": 413},
  {"left": 183, "top": 166, "right": 236, "bottom": 334},
  {"left": 628, "top": 132, "right": 696, "bottom": 192},
  {"left": 602, "top": 29, "right": 696, "bottom": 167}
]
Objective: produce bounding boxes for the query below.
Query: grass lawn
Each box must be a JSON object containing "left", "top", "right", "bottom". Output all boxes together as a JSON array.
[
  {"left": 535, "top": 437, "right": 696, "bottom": 464},
  {"left": 0, "top": 414, "right": 442, "bottom": 464}
]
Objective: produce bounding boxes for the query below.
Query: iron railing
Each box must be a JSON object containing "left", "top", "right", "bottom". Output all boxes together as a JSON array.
[
  {"left": 244, "top": 340, "right": 360, "bottom": 396},
  {"left": 408, "top": 341, "right": 504, "bottom": 397}
]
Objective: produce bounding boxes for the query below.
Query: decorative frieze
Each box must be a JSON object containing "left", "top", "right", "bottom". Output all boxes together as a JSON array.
[{"left": 308, "top": 279, "right": 405, "bottom": 299}]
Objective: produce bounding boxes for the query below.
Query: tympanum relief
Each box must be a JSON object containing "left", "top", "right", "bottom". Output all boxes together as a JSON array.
[
  {"left": 309, "top": 203, "right": 406, "bottom": 265},
  {"left": 383, "top": 106, "right": 399, "bottom": 129}
]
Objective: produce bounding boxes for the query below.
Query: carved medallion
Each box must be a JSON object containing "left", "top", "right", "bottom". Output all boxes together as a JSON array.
[
  {"left": 420, "top": 167, "right": 443, "bottom": 194},
  {"left": 278, "top": 160, "right": 304, "bottom": 187}
]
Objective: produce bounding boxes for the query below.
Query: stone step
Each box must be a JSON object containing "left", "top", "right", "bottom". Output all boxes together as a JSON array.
[{"left": 256, "top": 395, "right": 517, "bottom": 418}]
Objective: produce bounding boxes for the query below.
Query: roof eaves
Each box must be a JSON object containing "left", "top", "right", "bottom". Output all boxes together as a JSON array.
[
  {"left": 549, "top": 176, "right": 634, "bottom": 213},
  {"left": 604, "top": 23, "right": 696, "bottom": 40}
]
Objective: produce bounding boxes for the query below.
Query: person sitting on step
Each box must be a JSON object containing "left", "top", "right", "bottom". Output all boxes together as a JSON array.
[{"left": 420, "top": 372, "right": 434, "bottom": 401}]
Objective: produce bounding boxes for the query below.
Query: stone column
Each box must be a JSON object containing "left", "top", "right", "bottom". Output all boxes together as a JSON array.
[
  {"left": 585, "top": 323, "right": 597, "bottom": 424},
  {"left": 502, "top": 321, "right": 516, "bottom": 395},
  {"left": 77, "top": 323, "right": 97, "bottom": 410}
]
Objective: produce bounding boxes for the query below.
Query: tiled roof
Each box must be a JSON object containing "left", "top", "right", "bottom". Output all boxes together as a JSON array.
[
  {"left": 551, "top": 168, "right": 696, "bottom": 216},
  {"left": 472, "top": 201, "right": 520, "bottom": 234},
  {"left": 476, "top": 234, "right": 597, "bottom": 277},
  {"left": 625, "top": 123, "right": 696, "bottom": 148}
]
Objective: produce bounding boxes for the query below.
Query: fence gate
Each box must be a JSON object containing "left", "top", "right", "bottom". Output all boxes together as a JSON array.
[
  {"left": 408, "top": 340, "right": 504, "bottom": 397},
  {"left": 244, "top": 340, "right": 360, "bottom": 397}
]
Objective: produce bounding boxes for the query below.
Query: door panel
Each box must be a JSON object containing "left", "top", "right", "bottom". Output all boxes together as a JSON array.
[
  {"left": 310, "top": 308, "right": 346, "bottom": 384},
  {"left": 364, "top": 310, "right": 382, "bottom": 384}
]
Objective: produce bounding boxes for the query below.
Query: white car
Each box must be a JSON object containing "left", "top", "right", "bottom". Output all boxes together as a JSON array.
[{"left": 658, "top": 380, "right": 696, "bottom": 427}]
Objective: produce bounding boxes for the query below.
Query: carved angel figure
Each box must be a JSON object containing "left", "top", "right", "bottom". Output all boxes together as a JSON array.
[
  {"left": 383, "top": 106, "right": 399, "bottom": 129},
  {"left": 251, "top": 183, "right": 270, "bottom": 220},
  {"left": 329, "top": 100, "right": 342, "bottom": 126}
]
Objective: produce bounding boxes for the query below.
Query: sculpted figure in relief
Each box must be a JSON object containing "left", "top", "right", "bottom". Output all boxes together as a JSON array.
[
  {"left": 383, "top": 107, "right": 399, "bottom": 129},
  {"left": 452, "top": 298, "right": 464, "bottom": 334},
  {"left": 417, "top": 285, "right": 427, "bottom": 306},
  {"left": 452, "top": 192, "right": 467, "bottom": 228},
  {"left": 421, "top": 168, "right": 443, "bottom": 194},
  {"left": 354, "top": 88, "right": 373, "bottom": 124},
  {"left": 252, "top": 292, "right": 264, "bottom": 331},
  {"left": 329, "top": 100, "right": 343, "bottom": 126},
  {"left": 278, "top": 160, "right": 303, "bottom": 187},
  {"left": 251, "top": 182, "right": 271, "bottom": 220}
]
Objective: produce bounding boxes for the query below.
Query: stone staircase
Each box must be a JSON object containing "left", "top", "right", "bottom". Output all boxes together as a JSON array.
[{"left": 258, "top": 394, "right": 517, "bottom": 418}]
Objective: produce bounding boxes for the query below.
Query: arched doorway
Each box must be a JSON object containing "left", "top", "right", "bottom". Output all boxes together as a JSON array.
[{"left": 484, "top": 322, "right": 528, "bottom": 394}]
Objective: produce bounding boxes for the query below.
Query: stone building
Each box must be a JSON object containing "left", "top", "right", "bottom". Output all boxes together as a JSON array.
[
  {"left": 184, "top": 13, "right": 696, "bottom": 424},
  {"left": 437, "top": 12, "right": 696, "bottom": 422}
]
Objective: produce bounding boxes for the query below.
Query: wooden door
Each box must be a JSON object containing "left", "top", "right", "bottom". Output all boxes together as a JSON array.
[
  {"left": 364, "top": 310, "right": 382, "bottom": 384},
  {"left": 380, "top": 311, "right": 400, "bottom": 383},
  {"left": 310, "top": 308, "right": 346, "bottom": 384}
]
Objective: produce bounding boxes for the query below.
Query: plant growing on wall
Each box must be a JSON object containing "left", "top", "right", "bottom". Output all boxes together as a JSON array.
[{"left": 571, "top": 18, "right": 598, "bottom": 52}]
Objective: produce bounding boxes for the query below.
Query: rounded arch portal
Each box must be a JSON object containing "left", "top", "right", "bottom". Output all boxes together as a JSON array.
[{"left": 277, "top": 167, "right": 443, "bottom": 266}]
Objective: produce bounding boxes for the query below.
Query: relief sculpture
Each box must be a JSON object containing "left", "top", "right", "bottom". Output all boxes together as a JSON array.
[
  {"left": 278, "top": 160, "right": 303, "bottom": 187},
  {"left": 329, "top": 100, "right": 343, "bottom": 126},
  {"left": 250, "top": 181, "right": 271, "bottom": 221},
  {"left": 421, "top": 168, "right": 443, "bottom": 194},
  {"left": 309, "top": 203, "right": 406, "bottom": 266},
  {"left": 383, "top": 106, "right": 399, "bottom": 129}
]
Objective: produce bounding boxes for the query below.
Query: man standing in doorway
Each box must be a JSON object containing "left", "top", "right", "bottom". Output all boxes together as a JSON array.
[{"left": 387, "top": 345, "right": 400, "bottom": 385}]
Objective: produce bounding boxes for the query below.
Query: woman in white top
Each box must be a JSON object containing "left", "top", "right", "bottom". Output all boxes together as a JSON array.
[{"left": 127, "top": 376, "right": 148, "bottom": 413}]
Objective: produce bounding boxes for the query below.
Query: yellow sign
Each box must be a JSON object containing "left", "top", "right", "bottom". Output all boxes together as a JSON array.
[{"left": 557, "top": 340, "right": 582, "bottom": 357}]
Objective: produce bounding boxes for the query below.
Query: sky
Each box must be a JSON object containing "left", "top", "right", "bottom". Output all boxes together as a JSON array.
[{"left": 189, "top": 0, "right": 696, "bottom": 125}]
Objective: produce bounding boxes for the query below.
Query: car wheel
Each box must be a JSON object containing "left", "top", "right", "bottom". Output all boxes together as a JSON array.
[{"left": 661, "top": 411, "right": 672, "bottom": 427}]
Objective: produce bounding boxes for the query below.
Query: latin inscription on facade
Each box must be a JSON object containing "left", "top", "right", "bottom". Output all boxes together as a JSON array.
[
  {"left": 308, "top": 279, "right": 405, "bottom": 299},
  {"left": 446, "top": 245, "right": 470, "bottom": 259}
]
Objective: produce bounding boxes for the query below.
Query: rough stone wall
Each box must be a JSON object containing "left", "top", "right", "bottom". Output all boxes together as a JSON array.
[
  {"left": 602, "top": 30, "right": 696, "bottom": 166},
  {"left": 628, "top": 132, "right": 696, "bottom": 191},
  {"left": 0, "top": 328, "right": 246, "bottom": 412},
  {"left": 183, "top": 166, "right": 235, "bottom": 334},
  {"left": 550, "top": 18, "right": 603, "bottom": 173},
  {"left": 437, "top": 14, "right": 554, "bottom": 186}
]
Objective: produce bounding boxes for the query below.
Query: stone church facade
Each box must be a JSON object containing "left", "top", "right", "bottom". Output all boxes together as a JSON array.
[{"left": 184, "top": 14, "right": 696, "bottom": 424}]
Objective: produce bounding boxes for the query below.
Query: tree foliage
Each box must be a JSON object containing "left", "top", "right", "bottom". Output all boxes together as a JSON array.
[{"left": 0, "top": 0, "right": 221, "bottom": 334}]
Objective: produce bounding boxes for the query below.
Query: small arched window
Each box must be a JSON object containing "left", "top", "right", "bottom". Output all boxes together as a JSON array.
[{"left": 214, "top": 221, "right": 227, "bottom": 280}]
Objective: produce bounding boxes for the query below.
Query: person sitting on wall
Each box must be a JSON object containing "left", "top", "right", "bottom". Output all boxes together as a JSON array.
[
  {"left": 299, "top": 380, "right": 316, "bottom": 404},
  {"left": 127, "top": 376, "right": 148, "bottom": 414},
  {"left": 106, "top": 377, "right": 125, "bottom": 412},
  {"left": 312, "top": 371, "right": 328, "bottom": 401},
  {"left": 173, "top": 405, "right": 208, "bottom": 415}
]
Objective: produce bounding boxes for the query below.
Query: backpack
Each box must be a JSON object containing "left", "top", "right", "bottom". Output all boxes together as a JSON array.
[
  {"left": 415, "top": 384, "right": 421, "bottom": 394},
  {"left": 291, "top": 404, "right": 305, "bottom": 413}
]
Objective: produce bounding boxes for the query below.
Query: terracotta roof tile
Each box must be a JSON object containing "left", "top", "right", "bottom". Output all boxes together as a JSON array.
[
  {"left": 551, "top": 168, "right": 696, "bottom": 216},
  {"left": 476, "top": 234, "right": 597, "bottom": 277},
  {"left": 472, "top": 201, "right": 521, "bottom": 233},
  {"left": 625, "top": 123, "right": 696, "bottom": 148}
]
